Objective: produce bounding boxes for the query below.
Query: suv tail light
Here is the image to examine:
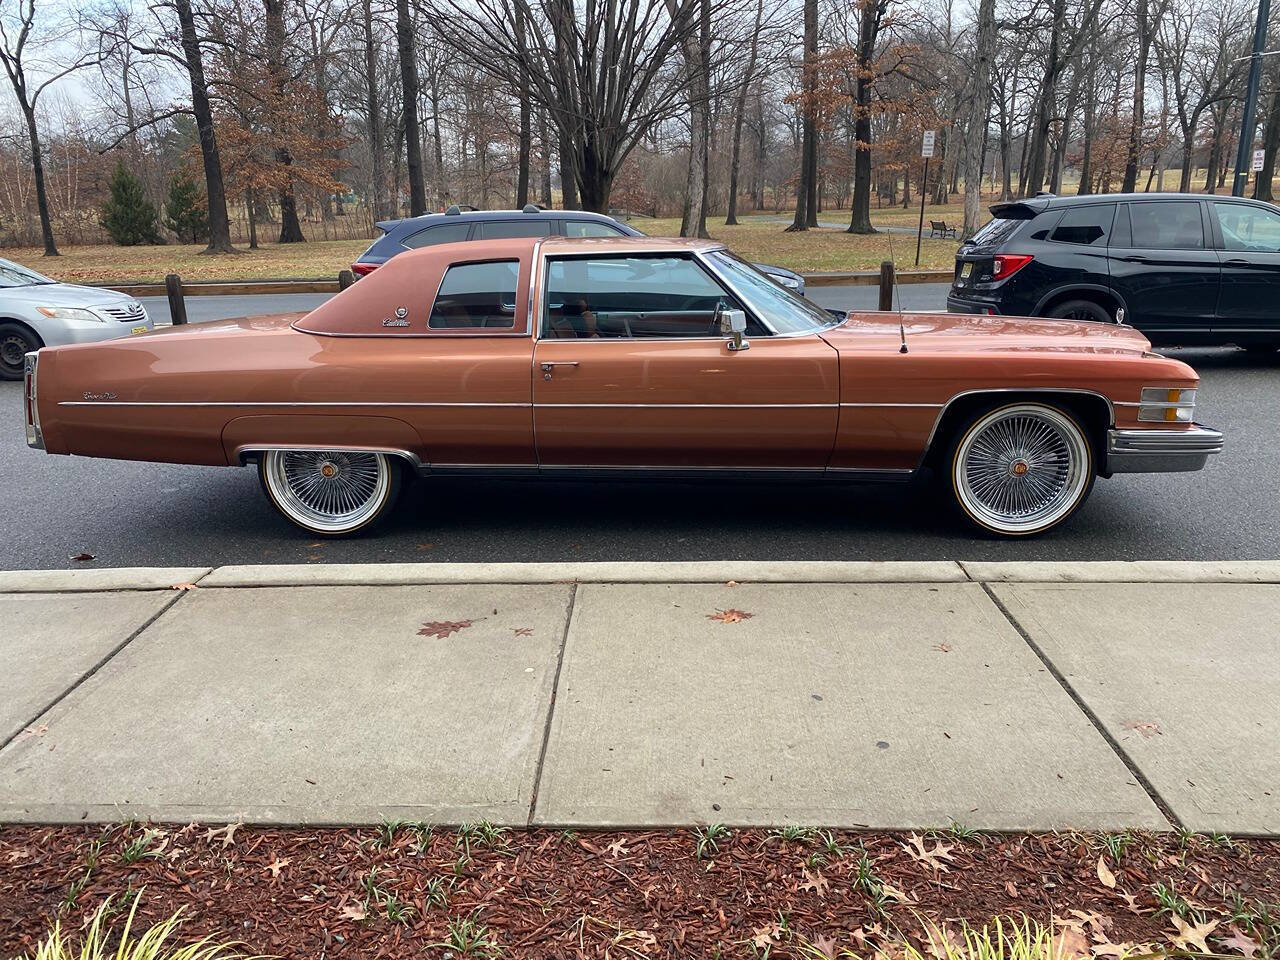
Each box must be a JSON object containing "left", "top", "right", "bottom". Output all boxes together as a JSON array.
[
  {"left": 24, "top": 351, "right": 43, "bottom": 450},
  {"left": 992, "top": 254, "right": 1033, "bottom": 281},
  {"left": 351, "top": 262, "right": 378, "bottom": 277}
]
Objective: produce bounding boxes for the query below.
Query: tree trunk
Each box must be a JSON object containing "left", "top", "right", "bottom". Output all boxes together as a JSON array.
[
  {"left": 1122, "top": 0, "right": 1151, "bottom": 192},
  {"left": 362, "top": 0, "right": 387, "bottom": 220},
  {"left": 847, "top": 0, "right": 880, "bottom": 233},
  {"left": 673, "top": 0, "right": 710, "bottom": 237},
  {"left": 515, "top": 5, "right": 531, "bottom": 206},
  {"left": 559, "top": 131, "right": 579, "bottom": 208},
  {"left": 962, "top": 0, "right": 996, "bottom": 237},
  {"left": 726, "top": 0, "right": 763, "bottom": 225},
  {"left": 175, "top": 0, "right": 234, "bottom": 253},
  {"left": 788, "top": 0, "right": 818, "bottom": 232},
  {"left": 1258, "top": 83, "right": 1280, "bottom": 201},
  {"left": 18, "top": 106, "right": 57, "bottom": 256},
  {"left": 539, "top": 110, "right": 553, "bottom": 207},
  {"left": 396, "top": 0, "right": 426, "bottom": 216},
  {"left": 265, "top": 0, "right": 304, "bottom": 243},
  {"left": 246, "top": 189, "right": 259, "bottom": 250}
]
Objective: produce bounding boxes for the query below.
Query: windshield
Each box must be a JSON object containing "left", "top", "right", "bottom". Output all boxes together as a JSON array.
[
  {"left": 0, "top": 258, "right": 53, "bottom": 288},
  {"left": 704, "top": 249, "right": 836, "bottom": 334}
]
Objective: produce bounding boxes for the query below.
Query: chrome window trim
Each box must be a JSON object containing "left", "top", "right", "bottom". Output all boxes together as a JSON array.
[
  {"left": 59, "top": 401, "right": 533, "bottom": 408},
  {"left": 535, "top": 247, "right": 786, "bottom": 340},
  {"left": 537, "top": 402, "right": 836, "bottom": 409}
]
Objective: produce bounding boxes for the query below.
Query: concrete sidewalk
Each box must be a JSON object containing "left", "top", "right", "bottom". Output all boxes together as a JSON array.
[{"left": 2, "top": 561, "right": 1277, "bottom": 834}]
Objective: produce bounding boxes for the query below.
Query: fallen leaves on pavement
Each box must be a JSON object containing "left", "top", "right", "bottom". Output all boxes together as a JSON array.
[
  {"left": 69, "top": 552, "right": 95, "bottom": 563},
  {"left": 417, "top": 618, "right": 483, "bottom": 639},
  {"left": 706, "top": 608, "right": 753, "bottom": 624}
]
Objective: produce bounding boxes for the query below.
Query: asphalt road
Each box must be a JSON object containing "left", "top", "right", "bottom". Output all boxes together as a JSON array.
[{"left": 4, "top": 289, "right": 1277, "bottom": 568}]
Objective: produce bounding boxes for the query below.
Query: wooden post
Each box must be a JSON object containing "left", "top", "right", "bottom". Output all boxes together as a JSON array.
[
  {"left": 164, "top": 274, "right": 188, "bottom": 326},
  {"left": 878, "top": 261, "right": 895, "bottom": 311},
  {"left": 338, "top": 269, "right": 355, "bottom": 290}
]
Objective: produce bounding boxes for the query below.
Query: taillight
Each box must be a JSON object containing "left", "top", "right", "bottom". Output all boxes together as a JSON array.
[
  {"left": 991, "top": 254, "right": 1033, "bottom": 281},
  {"left": 351, "top": 262, "right": 378, "bottom": 277}
]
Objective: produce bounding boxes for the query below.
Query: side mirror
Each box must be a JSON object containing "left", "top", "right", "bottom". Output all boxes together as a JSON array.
[{"left": 717, "top": 307, "right": 749, "bottom": 351}]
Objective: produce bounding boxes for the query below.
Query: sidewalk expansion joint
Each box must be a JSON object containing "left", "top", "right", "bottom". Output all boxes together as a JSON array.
[
  {"left": 979, "top": 582, "right": 1185, "bottom": 832},
  {"left": 0, "top": 590, "right": 190, "bottom": 755},
  {"left": 528, "top": 582, "right": 577, "bottom": 826}
]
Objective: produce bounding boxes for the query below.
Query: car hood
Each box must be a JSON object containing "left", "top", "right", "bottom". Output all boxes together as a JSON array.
[
  {"left": 822, "top": 311, "right": 1153, "bottom": 356},
  {"left": 0, "top": 281, "right": 135, "bottom": 308}
]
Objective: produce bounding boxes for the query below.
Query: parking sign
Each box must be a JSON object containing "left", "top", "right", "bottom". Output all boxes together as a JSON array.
[
  {"left": 1253, "top": 148, "right": 1266, "bottom": 172},
  {"left": 922, "top": 130, "right": 936, "bottom": 158}
]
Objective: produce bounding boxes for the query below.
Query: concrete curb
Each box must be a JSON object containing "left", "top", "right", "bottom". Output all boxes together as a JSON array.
[
  {"left": 3, "top": 561, "right": 1278, "bottom": 591},
  {"left": 961, "top": 560, "right": 1280, "bottom": 583},
  {"left": 199, "top": 560, "right": 968, "bottom": 587},
  {"left": 0, "top": 567, "right": 212, "bottom": 593}
]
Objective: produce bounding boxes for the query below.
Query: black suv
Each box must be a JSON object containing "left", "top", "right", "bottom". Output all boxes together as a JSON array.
[
  {"left": 948, "top": 193, "right": 1280, "bottom": 349},
  {"left": 354, "top": 205, "right": 807, "bottom": 294}
]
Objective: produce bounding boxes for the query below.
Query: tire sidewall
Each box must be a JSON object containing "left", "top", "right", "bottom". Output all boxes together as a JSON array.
[
  {"left": 258, "top": 450, "right": 404, "bottom": 537},
  {"left": 0, "top": 322, "right": 39, "bottom": 381},
  {"left": 1046, "top": 299, "right": 1114, "bottom": 324},
  {"left": 946, "top": 402, "right": 1096, "bottom": 537}
]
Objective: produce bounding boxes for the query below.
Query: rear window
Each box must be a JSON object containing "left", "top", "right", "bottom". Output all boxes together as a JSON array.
[
  {"left": 477, "top": 220, "right": 552, "bottom": 240},
  {"left": 969, "top": 217, "right": 1024, "bottom": 246},
  {"left": 403, "top": 222, "right": 471, "bottom": 249},
  {"left": 428, "top": 261, "right": 518, "bottom": 329},
  {"left": 1048, "top": 204, "right": 1115, "bottom": 246}
]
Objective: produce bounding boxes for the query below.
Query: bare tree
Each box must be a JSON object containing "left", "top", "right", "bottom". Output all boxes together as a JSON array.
[
  {"left": 962, "top": 0, "right": 996, "bottom": 235},
  {"left": 396, "top": 0, "right": 426, "bottom": 215},
  {"left": 787, "top": 0, "right": 818, "bottom": 232},
  {"left": 0, "top": 0, "right": 101, "bottom": 255},
  {"left": 725, "top": 0, "right": 763, "bottom": 224}
]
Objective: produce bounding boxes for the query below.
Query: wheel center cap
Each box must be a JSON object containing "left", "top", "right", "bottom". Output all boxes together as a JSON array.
[
  {"left": 1010, "top": 459, "right": 1030, "bottom": 477},
  {"left": 319, "top": 462, "right": 337, "bottom": 479}
]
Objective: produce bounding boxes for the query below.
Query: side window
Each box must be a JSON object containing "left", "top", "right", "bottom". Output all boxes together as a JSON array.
[
  {"left": 564, "top": 220, "right": 625, "bottom": 238},
  {"left": 1048, "top": 205, "right": 1114, "bottom": 246},
  {"left": 1213, "top": 202, "right": 1280, "bottom": 252},
  {"left": 542, "top": 255, "right": 756, "bottom": 339},
  {"left": 428, "top": 261, "right": 518, "bottom": 329},
  {"left": 1129, "top": 201, "right": 1205, "bottom": 250},
  {"left": 477, "top": 220, "right": 552, "bottom": 240},
  {"left": 402, "top": 222, "right": 472, "bottom": 249}
]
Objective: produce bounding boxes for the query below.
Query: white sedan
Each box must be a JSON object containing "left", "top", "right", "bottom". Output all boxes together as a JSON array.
[{"left": 0, "top": 258, "right": 153, "bottom": 380}]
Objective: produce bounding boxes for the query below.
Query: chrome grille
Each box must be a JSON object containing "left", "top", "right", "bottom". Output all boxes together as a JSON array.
[{"left": 99, "top": 301, "right": 147, "bottom": 323}]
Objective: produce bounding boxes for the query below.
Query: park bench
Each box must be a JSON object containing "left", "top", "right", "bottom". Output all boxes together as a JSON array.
[{"left": 929, "top": 219, "right": 957, "bottom": 239}]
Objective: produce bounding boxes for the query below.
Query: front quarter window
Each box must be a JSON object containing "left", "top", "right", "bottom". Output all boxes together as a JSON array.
[{"left": 704, "top": 250, "right": 834, "bottom": 334}]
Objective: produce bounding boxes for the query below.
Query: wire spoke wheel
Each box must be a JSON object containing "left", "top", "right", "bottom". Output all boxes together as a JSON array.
[
  {"left": 262, "top": 449, "right": 393, "bottom": 535},
  {"left": 953, "top": 404, "right": 1091, "bottom": 535}
]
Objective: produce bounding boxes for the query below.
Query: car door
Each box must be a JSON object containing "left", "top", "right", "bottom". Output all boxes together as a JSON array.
[
  {"left": 532, "top": 252, "right": 839, "bottom": 469},
  {"left": 1107, "top": 199, "right": 1220, "bottom": 341},
  {"left": 1210, "top": 200, "right": 1280, "bottom": 342}
]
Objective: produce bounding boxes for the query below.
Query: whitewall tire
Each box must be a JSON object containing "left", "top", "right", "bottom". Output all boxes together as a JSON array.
[{"left": 258, "top": 449, "right": 402, "bottom": 536}]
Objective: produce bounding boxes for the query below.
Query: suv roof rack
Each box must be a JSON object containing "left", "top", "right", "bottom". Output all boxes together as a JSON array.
[
  {"left": 444, "top": 204, "right": 478, "bottom": 216},
  {"left": 521, "top": 203, "right": 544, "bottom": 213}
]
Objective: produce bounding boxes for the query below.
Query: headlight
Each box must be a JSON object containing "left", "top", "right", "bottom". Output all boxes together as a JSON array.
[
  {"left": 37, "top": 306, "right": 105, "bottom": 323},
  {"left": 1138, "top": 386, "right": 1197, "bottom": 423}
]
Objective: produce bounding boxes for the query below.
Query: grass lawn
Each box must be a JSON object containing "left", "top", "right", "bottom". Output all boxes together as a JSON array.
[{"left": 3, "top": 208, "right": 966, "bottom": 286}]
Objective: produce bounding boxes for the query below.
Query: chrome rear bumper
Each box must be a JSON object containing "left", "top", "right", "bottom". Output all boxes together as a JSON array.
[{"left": 1106, "top": 425, "right": 1223, "bottom": 473}]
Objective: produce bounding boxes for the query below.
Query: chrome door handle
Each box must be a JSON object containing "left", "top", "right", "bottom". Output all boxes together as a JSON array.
[{"left": 540, "top": 361, "right": 579, "bottom": 380}]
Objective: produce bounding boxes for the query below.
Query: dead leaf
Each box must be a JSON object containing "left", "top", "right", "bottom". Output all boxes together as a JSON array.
[
  {"left": 1097, "top": 855, "right": 1117, "bottom": 889},
  {"left": 70, "top": 552, "right": 95, "bottom": 562},
  {"left": 1171, "top": 916, "right": 1219, "bottom": 953},
  {"left": 707, "top": 608, "right": 753, "bottom": 624},
  {"left": 605, "top": 838, "right": 630, "bottom": 859},
  {"left": 1054, "top": 925, "right": 1092, "bottom": 959},
  {"left": 19, "top": 723, "right": 48, "bottom": 740},
  {"left": 170, "top": 582, "right": 199, "bottom": 591},
  {"left": 902, "top": 833, "right": 956, "bottom": 873},
  {"left": 204, "top": 822, "right": 242, "bottom": 848},
  {"left": 339, "top": 902, "right": 367, "bottom": 922},
  {"left": 1005, "top": 880, "right": 1019, "bottom": 897},
  {"left": 881, "top": 882, "right": 916, "bottom": 904},
  {"left": 1125, "top": 721, "right": 1162, "bottom": 739},
  {"left": 724, "top": 580, "right": 739, "bottom": 587},
  {"left": 932, "top": 643, "right": 952, "bottom": 653},
  {"left": 512, "top": 627, "right": 533, "bottom": 637},
  {"left": 1117, "top": 890, "right": 1141, "bottom": 914},
  {"left": 1220, "top": 926, "right": 1261, "bottom": 958},
  {"left": 810, "top": 933, "right": 838, "bottom": 958},
  {"left": 800, "top": 867, "right": 830, "bottom": 897},
  {"left": 418, "top": 618, "right": 483, "bottom": 639},
  {"left": 265, "top": 856, "right": 290, "bottom": 878},
  {"left": 751, "top": 923, "right": 782, "bottom": 949}
]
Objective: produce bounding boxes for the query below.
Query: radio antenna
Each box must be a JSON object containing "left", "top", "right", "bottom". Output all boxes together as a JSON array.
[{"left": 885, "top": 230, "right": 908, "bottom": 353}]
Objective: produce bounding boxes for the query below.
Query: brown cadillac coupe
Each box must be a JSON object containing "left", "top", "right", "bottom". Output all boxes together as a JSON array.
[{"left": 22, "top": 236, "right": 1222, "bottom": 537}]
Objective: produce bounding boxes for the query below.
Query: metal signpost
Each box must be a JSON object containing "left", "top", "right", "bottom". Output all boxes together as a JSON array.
[
  {"left": 916, "top": 130, "right": 936, "bottom": 267},
  {"left": 1232, "top": 0, "right": 1272, "bottom": 196}
]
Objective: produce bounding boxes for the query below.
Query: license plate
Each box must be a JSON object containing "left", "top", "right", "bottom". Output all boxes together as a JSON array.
[
  {"left": 960, "top": 262, "right": 973, "bottom": 280},
  {"left": 130, "top": 325, "right": 148, "bottom": 335}
]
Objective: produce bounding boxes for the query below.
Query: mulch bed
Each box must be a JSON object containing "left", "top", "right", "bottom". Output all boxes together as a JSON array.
[{"left": 3, "top": 824, "right": 1279, "bottom": 958}]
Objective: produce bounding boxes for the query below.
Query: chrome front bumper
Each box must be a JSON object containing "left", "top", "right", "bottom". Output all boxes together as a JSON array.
[{"left": 1106, "top": 425, "right": 1224, "bottom": 473}]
